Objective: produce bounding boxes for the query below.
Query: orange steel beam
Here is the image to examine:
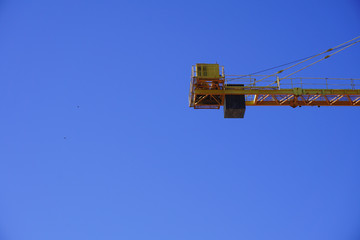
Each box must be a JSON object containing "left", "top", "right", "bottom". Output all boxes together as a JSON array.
[
  {"left": 346, "top": 95, "right": 353, "bottom": 105},
  {"left": 323, "top": 95, "right": 330, "bottom": 105},
  {"left": 271, "top": 94, "right": 280, "bottom": 104},
  {"left": 299, "top": 95, "right": 307, "bottom": 105}
]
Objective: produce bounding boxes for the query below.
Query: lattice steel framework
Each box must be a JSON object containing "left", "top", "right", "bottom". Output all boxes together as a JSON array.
[
  {"left": 189, "top": 36, "right": 360, "bottom": 112},
  {"left": 189, "top": 73, "right": 360, "bottom": 108}
]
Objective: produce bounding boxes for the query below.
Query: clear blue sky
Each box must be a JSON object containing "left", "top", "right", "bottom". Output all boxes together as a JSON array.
[{"left": 1, "top": 0, "right": 360, "bottom": 239}]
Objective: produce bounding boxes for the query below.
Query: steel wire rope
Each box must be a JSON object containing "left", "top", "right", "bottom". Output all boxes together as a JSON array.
[
  {"left": 252, "top": 35, "right": 360, "bottom": 85},
  {"left": 279, "top": 40, "right": 360, "bottom": 81},
  {"left": 227, "top": 35, "right": 360, "bottom": 83},
  {"left": 263, "top": 39, "right": 360, "bottom": 87}
]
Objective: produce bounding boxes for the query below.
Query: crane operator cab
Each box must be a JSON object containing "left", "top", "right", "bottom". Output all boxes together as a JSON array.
[{"left": 189, "top": 63, "right": 246, "bottom": 118}]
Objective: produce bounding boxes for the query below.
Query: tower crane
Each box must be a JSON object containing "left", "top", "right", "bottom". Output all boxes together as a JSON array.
[{"left": 188, "top": 36, "right": 360, "bottom": 118}]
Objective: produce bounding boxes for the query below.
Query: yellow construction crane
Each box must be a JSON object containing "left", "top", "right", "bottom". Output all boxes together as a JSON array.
[{"left": 189, "top": 36, "right": 360, "bottom": 118}]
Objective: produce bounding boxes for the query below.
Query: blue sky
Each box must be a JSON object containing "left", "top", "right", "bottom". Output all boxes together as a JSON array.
[{"left": 0, "top": 0, "right": 360, "bottom": 240}]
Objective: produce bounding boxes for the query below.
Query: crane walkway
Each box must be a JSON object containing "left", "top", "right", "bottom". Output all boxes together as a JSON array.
[{"left": 192, "top": 75, "right": 360, "bottom": 107}]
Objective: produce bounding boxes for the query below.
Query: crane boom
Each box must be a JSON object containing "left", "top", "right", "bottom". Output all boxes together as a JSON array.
[{"left": 188, "top": 36, "right": 360, "bottom": 118}]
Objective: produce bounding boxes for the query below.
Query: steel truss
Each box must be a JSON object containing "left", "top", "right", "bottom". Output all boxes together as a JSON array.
[{"left": 193, "top": 87, "right": 360, "bottom": 107}]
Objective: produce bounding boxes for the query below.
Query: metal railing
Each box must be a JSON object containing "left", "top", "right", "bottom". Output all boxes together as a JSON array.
[
  {"left": 226, "top": 75, "right": 360, "bottom": 90},
  {"left": 191, "top": 65, "right": 225, "bottom": 78}
]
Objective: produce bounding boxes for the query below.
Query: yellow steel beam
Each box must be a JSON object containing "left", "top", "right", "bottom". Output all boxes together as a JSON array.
[
  {"left": 245, "top": 100, "right": 360, "bottom": 106},
  {"left": 195, "top": 88, "right": 360, "bottom": 95}
]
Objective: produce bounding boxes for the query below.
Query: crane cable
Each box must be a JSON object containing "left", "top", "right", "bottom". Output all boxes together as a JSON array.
[
  {"left": 279, "top": 40, "right": 360, "bottom": 81},
  {"left": 250, "top": 35, "right": 360, "bottom": 85},
  {"left": 240, "top": 40, "right": 359, "bottom": 76}
]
